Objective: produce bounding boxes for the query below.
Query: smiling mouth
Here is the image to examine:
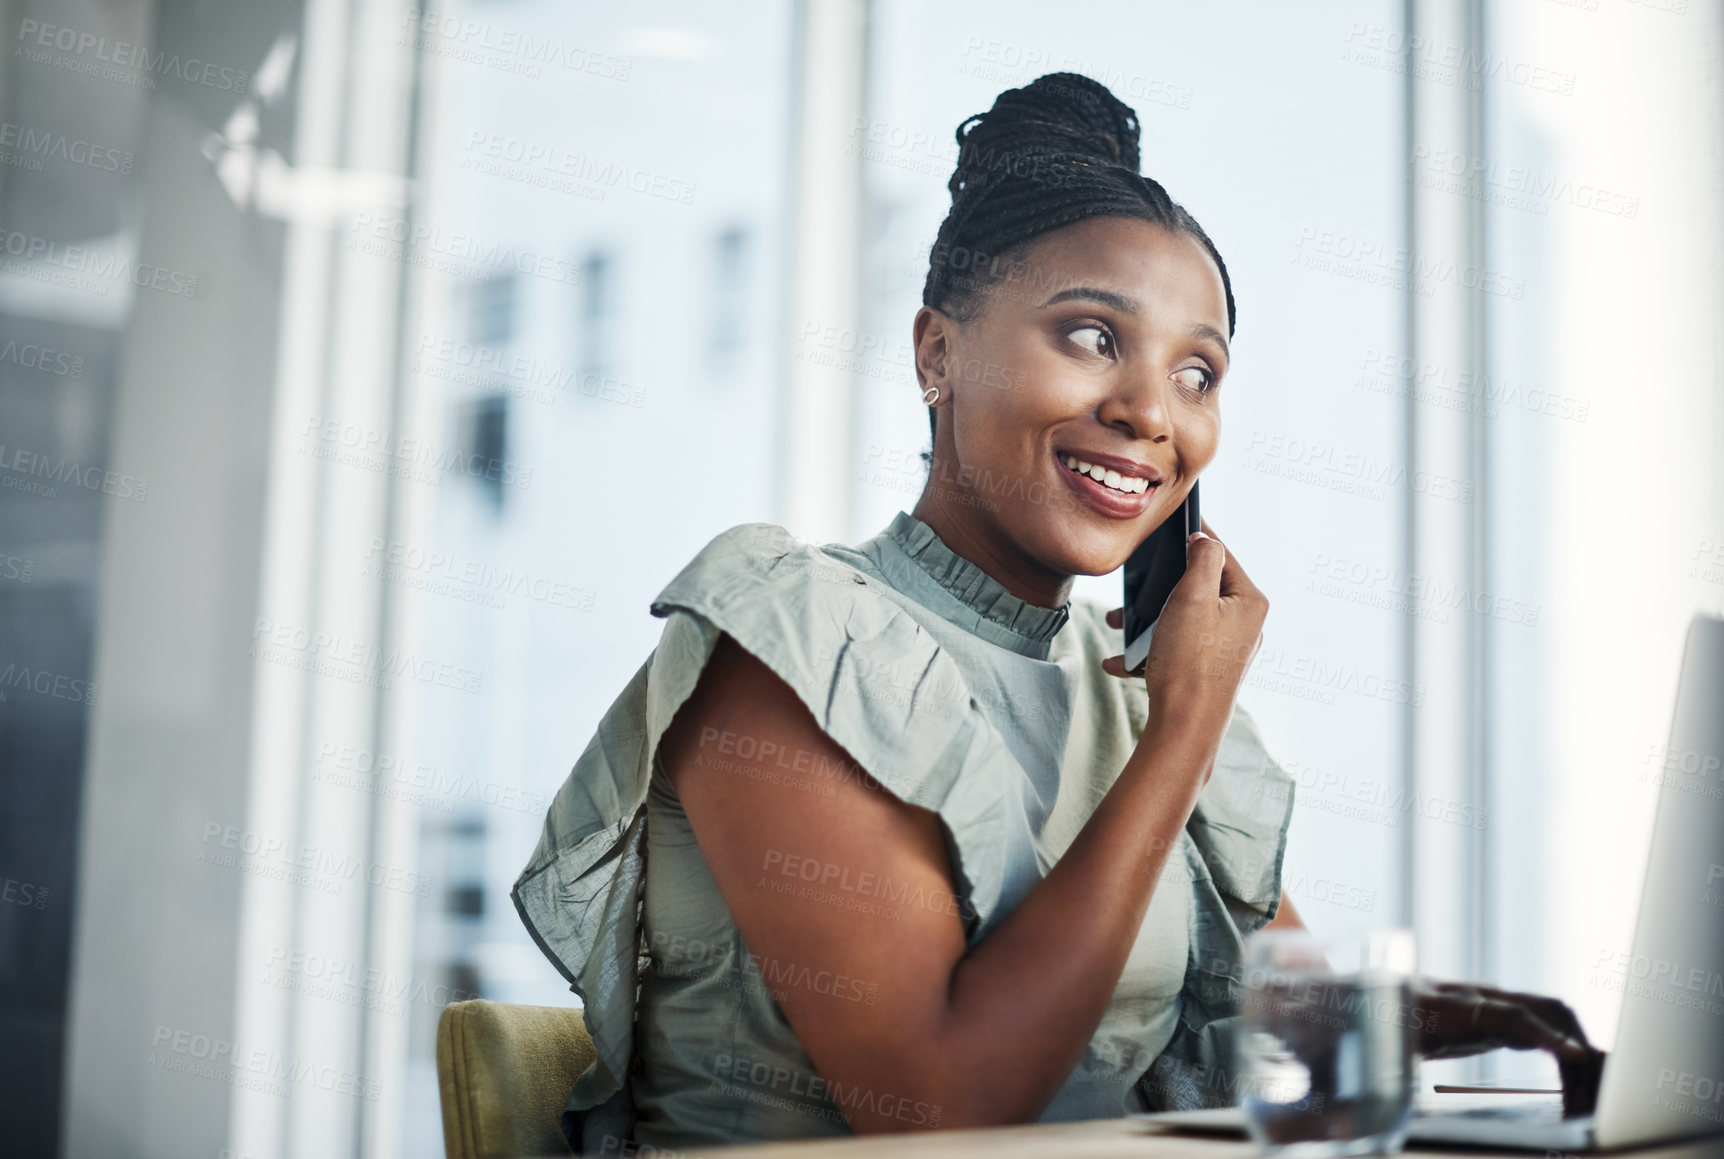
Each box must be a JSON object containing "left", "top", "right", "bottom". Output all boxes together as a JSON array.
[{"left": 1057, "top": 453, "right": 1156, "bottom": 495}]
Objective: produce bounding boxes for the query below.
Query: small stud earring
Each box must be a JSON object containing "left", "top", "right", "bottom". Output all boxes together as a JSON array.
[{"left": 922, "top": 385, "right": 940, "bottom": 405}]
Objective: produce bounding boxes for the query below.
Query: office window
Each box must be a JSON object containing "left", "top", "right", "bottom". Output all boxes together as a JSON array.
[
  {"left": 455, "top": 395, "right": 509, "bottom": 514},
  {"left": 578, "top": 250, "right": 614, "bottom": 386},
  {"left": 469, "top": 273, "right": 517, "bottom": 349},
  {"left": 709, "top": 225, "right": 751, "bottom": 372}
]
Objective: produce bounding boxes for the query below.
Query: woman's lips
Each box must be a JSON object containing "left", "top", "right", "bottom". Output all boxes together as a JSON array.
[{"left": 1055, "top": 450, "right": 1158, "bottom": 518}]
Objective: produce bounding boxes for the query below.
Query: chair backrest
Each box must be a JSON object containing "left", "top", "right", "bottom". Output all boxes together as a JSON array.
[{"left": 436, "top": 999, "right": 595, "bottom": 1159}]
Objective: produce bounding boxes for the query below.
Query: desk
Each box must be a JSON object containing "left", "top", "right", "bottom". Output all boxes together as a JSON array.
[{"left": 674, "top": 1117, "right": 1724, "bottom": 1158}]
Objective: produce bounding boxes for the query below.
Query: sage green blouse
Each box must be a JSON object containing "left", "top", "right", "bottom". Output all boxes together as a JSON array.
[{"left": 512, "top": 510, "right": 1296, "bottom": 1151}]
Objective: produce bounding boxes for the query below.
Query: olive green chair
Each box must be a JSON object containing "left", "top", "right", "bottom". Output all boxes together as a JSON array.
[{"left": 436, "top": 1000, "right": 595, "bottom": 1159}]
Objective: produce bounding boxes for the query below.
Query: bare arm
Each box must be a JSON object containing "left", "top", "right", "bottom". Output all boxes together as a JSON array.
[
  {"left": 660, "top": 532, "right": 1267, "bottom": 1132},
  {"left": 1265, "top": 892, "right": 1305, "bottom": 931}
]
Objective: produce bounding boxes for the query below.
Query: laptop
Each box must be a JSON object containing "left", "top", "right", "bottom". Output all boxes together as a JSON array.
[{"left": 1138, "top": 613, "right": 1724, "bottom": 1152}]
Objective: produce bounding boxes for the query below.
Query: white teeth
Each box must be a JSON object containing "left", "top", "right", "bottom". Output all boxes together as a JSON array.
[{"left": 1060, "top": 453, "right": 1151, "bottom": 495}]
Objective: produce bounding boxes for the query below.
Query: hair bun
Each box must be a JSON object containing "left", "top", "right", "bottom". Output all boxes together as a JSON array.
[{"left": 948, "top": 72, "right": 1141, "bottom": 201}]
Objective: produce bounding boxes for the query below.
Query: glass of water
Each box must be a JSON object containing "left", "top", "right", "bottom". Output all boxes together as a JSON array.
[{"left": 1236, "top": 928, "right": 1419, "bottom": 1157}]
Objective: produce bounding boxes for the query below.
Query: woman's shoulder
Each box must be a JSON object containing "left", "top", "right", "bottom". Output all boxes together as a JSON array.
[
  {"left": 649, "top": 522, "right": 886, "bottom": 623},
  {"left": 644, "top": 521, "right": 1023, "bottom": 934},
  {"left": 645, "top": 520, "right": 985, "bottom": 768}
]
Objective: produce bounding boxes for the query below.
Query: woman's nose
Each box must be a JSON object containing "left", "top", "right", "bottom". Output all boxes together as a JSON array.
[{"left": 1097, "top": 368, "right": 1174, "bottom": 443}]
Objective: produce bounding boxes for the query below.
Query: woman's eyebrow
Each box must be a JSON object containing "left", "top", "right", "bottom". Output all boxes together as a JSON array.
[
  {"left": 1039, "top": 288, "right": 1230, "bottom": 360},
  {"left": 1190, "top": 322, "right": 1230, "bottom": 362},
  {"left": 1037, "top": 286, "right": 1141, "bottom": 314}
]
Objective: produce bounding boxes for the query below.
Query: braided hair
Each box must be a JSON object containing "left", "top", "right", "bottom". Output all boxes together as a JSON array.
[{"left": 920, "top": 72, "right": 1236, "bottom": 454}]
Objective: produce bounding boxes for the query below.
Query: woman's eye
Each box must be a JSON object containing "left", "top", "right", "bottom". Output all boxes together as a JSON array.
[
  {"left": 1066, "top": 325, "right": 1113, "bottom": 359},
  {"left": 1173, "top": 366, "right": 1214, "bottom": 394}
]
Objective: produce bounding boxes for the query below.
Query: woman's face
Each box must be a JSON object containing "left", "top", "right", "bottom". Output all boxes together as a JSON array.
[{"left": 915, "top": 215, "right": 1231, "bottom": 593}]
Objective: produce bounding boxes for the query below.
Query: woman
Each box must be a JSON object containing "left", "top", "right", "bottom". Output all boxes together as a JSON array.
[{"left": 514, "top": 72, "right": 1600, "bottom": 1151}]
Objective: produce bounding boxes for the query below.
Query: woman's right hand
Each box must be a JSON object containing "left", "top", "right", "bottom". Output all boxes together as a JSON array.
[{"left": 1104, "top": 519, "right": 1270, "bottom": 750}]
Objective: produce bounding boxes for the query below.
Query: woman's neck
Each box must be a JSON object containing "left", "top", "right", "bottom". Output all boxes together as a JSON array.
[{"left": 908, "top": 493, "right": 1075, "bottom": 610}]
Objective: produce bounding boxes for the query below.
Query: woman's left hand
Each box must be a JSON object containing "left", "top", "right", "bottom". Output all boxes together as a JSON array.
[
  {"left": 1411, "top": 978, "right": 1607, "bottom": 1114},
  {"left": 1413, "top": 978, "right": 1590, "bottom": 1060}
]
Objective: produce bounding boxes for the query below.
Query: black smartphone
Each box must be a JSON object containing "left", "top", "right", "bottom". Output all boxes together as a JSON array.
[{"left": 1122, "top": 480, "right": 1199, "bottom": 676}]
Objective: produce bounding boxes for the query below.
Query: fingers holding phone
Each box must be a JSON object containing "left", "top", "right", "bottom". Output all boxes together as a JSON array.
[
  {"left": 1104, "top": 518, "right": 1266, "bottom": 666},
  {"left": 1144, "top": 528, "right": 1267, "bottom": 706},
  {"left": 1106, "top": 522, "right": 1268, "bottom": 746}
]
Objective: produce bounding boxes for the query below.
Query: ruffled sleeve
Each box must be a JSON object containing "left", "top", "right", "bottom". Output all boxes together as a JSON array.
[
  {"left": 642, "top": 525, "right": 1047, "bottom": 936},
  {"left": 1140, "top": 702, "right": 1297, "bottom": 1111},
  {"left": 1191, "top": 705, "right": 1296, "bottom": 932},
  {"left": 512, "top": 523, "right": 1035, "bottom": 1145}
]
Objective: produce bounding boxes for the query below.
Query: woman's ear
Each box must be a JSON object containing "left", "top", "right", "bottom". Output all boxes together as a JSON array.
[{"left": 913, "top": 306, "right": 956, "bottom": 396}]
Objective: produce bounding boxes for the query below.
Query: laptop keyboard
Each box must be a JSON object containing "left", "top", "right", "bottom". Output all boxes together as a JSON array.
[{"left": 1429, "top": 1100, "right": 1568, "bottom": 1123}]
